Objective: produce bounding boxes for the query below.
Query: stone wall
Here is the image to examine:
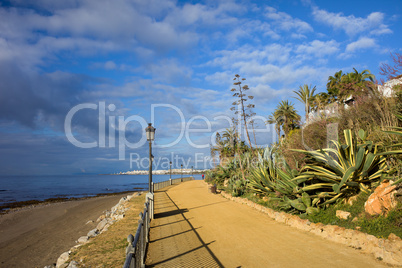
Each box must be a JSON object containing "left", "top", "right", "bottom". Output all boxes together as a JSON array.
[{"left": 220, "top": 191, "right": 402, "bottom": 266}]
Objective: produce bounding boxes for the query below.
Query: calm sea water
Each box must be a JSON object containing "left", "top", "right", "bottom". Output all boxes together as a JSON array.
[{"left": 0, "top": 174, "right": 203, "bottom": 206}]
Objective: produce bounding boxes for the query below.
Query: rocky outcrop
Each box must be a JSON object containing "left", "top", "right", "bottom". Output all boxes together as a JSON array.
[
  {"left": 336, "top": 210, "right": 351, "bottom": 220},
  {"left": 77, "top": 236, "right": 89, "bottom": 244},
  {"left": 56, "top": 252, "right": 69, "bottom": 268},
  {"left": 365, "top": 181, "right": 397, "bottom": 216},
  {"left": 220, "top": 191, "right": 402, "bottom": 266},
  {"left": 47, "top": 192, "right": 142, "bottom": 268}
]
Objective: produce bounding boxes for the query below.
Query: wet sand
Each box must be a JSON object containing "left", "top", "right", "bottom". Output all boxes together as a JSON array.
[{"left": 0, "top": 193, "right": 134, "bottom": 267}]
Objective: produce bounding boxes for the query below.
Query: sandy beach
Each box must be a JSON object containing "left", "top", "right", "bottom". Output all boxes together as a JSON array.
[{"left": 0, "top": 193, "right": 134, "bottom": 268}]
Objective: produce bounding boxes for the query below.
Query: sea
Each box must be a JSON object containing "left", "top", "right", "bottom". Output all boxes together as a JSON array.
[{"left": 0, "top": 174, "right": 204, "bottom": 207}]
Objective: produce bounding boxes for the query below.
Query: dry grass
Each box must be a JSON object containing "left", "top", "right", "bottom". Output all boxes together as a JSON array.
[{"left": 69, "top": 193, "right": 146, "bottom": 267}]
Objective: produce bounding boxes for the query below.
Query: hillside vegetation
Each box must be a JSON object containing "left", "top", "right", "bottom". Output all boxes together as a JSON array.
[{"left": 207, "top": 54, "right": 402, "bottom": 239}]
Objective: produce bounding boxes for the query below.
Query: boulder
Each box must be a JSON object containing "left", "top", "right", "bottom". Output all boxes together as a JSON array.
[
  {"left": 56, "top": 252, "right": 69, "bottom": 268},
  {"left": 365, "top": 181, "right": 397, "bottom": 215},
  {"left": 336, "top": 210, "right": 351, "bottom": 220},
  {"left": 67, "top": 261, "right": 79, "bottom": 268},
  {"left": 87, "top": 228, "right": 98, "bottom": 238},
  {"left": 345, "top": 195, "right": 358, "bottom": 206},
  {"left": 77, "top": 236, "right": 89, "bottom": 244},
  {"left": 115, "top": 214, "right": 125, "bottom": 221},
  {"left": 96, "top": 218, "right": 108, "bottom": 231},
  {"left": 97, "top": 214, "right": 106, "bottom": 222},
  {"left": 111, "top": 204, "right": 119, "bottom": 213},
  {"left": 119, "top": 197, "right": 127, "bottom": 204},
  {"left": 100, "top": 223, "right": 111, "bottom": 233}
]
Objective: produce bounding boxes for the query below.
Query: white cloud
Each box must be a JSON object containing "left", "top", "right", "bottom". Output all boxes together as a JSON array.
[
  {"left": 253, "top": 84, "right": 292, "bottom": 102},
  {"left": 264, "top": 6, "right": 313, "bottom": 33},
  {"left": 291, "top": 33, "right": 307, "bottom": 39},
  {"left": 104, "top": 61, "right": 117, "bottom": 70},
  {"left": 296, "top": 40, "right": 340, "bottom": 57},
  {"left": 312, "top": 7, "right": 392, "bottom": 36},
  {"left": 142, "top": 59, "right": 193, "bottom": 84},
  {"left": 346, "top": 37, "right": 376, "bottom": 52},
  {"left": 37, "top": 37, "right": 119, "bottom": 55},
  {"left": 249, "top": 64, "right": 327, "bottom": 86},
  {"left": 205, "top": 71, "right": 233, "bottom": 86},
  {"left": 0, "top": 0, "right": 199, "bottom": 60},
  {"left": 206, "top": 44, "right": 292, "bottom": 68},
  {"left": 165, "top": 2, "right": 239, "bottom": 27}
]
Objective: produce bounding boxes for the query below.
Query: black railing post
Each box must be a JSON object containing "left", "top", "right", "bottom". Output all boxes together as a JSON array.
[{"left": 138, "top": 212, "right": 143, "bottom": 267}]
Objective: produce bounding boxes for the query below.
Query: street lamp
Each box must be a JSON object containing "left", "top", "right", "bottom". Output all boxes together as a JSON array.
[
  {"left": 145, "top": 123, "right": 156, "bottom": 193},
  {"left": 169, "top": 161, "right": 172, "bottom": 184},
  {"left": 181, "top": 164, "right": 183, "bottom": 180}
]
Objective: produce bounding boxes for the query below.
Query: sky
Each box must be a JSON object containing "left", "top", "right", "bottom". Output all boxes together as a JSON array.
[{"left": 0, "top": 0, "right": 401, "bottom": 175}]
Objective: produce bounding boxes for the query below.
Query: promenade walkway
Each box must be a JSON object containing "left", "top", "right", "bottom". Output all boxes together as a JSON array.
[{"left": 145, "top": 180, "right": 386, "bottom": 267}]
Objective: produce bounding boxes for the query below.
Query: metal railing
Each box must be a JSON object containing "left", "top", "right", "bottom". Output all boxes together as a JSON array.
[
  {"left": 123, "top": 177, "right": 194, "bottom": 268},
  {"left": 153, "top": 177, "right": 193, "bottom": 191},
  {"left": 123, "top": 200, "right": 150, "bottom": 268}
]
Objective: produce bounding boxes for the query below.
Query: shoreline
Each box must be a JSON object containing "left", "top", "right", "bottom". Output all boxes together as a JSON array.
[{"left": 0, "top": 190, "right": 139, "bottom": 215}]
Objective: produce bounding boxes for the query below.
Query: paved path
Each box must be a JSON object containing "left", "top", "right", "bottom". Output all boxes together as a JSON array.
[{"left": 145, "top": 180, "right": 386, "bottom": 267}]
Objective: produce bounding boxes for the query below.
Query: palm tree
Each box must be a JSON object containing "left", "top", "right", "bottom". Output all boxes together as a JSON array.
[
  {"left": 339, "top": 69, "right": 376, "bottom": 102},
  {"left": 311, "top": 92, "right": 330, "bottom": 112},
  {"left": 274, "top": 100, "right": 301, "bottom": 137},
  {"left": 350, "top": 68, "right": 375, "bottom": 83},
  {"left": 210, "top": 132, "right": 225, "bottom": 165},
  {"left": 222, "top": 127, "right": 237, "bottom": 157},
  {"left": 267, "top": 112, "right": 283, "bottom": 142},
  {"left": 327, "top": 70, "right": 344, "bottom": 103},
  {"left": 293, "top": 84, "right": 316, "bottom": 122},
  {"left": 327, "top": 69, "right": 376, "bottom": 103}
]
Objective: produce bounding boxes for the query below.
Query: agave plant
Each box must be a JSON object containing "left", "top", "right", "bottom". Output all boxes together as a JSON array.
[
  {"left": 227, "top": 177, "right": 248, "bottom": 197},
  {"left": 293, "top": 129, "right": 388, "bottom": 206},
  {"left": 248, "top": 146, "right": 297, "bottom": 196},
  {"left": 248, "top": 146, "right": 322, "bottom": 214},
  {"left": 282, "top": 192, "right": 320, "bottom": 215},
  {"left": 378, "top": 113, "right": 402, "bottom": 184}
]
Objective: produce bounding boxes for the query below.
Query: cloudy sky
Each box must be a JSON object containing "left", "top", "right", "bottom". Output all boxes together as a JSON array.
[{"left": 0, "top": 0, "right": 400, "bottom": 175}]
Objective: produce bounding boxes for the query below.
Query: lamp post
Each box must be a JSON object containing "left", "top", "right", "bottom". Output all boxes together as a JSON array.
[
  {"left": 145, "top": 123, "right": 156, "bottom": 193},
  {"left": 145, "top": 123, "right": 155, "bottom": 219},
  {"left": 181, "top": 164, "right": 183, "bottom": 180},
  {"left": 169, "top": 161, "right": 172, "bottom": 185}
]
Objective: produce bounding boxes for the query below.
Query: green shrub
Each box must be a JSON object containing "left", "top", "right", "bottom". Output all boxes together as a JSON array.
[{"left": 303, "top": 191, "right": 402, "bottom": 239}]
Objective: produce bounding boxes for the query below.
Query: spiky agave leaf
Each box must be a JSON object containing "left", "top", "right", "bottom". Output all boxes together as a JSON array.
[{"left": 292, "top": 129, "right": 389, "bottom": 205}]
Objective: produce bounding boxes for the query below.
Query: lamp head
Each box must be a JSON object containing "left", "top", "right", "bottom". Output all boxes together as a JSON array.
[{"left": 145, "top": 123, "right": 156, "bottom": 141}]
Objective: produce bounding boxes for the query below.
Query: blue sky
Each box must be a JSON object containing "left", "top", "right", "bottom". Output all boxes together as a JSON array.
[{"left": 0, "top": 0, "right": 401, "bottom": 175}]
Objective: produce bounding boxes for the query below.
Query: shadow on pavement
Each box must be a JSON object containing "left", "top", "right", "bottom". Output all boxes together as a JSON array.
[{"left": 146, "top": 190, "right": 224, "bottom": 268}]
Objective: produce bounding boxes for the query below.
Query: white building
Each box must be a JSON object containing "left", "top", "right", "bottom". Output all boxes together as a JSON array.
[
  {"left": 378, "top": 76, "right": 402, "bottom": 97},
  {"left": 305, "top": 76, "right": 402, "bottom": 126},
  {"left": 306, "top": 102, "right": 339, "bottom": 125}
]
